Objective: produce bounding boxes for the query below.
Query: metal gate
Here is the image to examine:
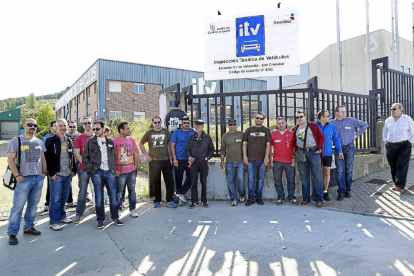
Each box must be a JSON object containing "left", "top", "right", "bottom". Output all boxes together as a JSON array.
[{"left": 1, "top": 121, "right": 20, "bottom": 139}]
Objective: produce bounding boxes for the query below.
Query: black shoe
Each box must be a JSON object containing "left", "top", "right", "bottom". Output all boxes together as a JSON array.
[
  {"left": 345, "top": 191, "right": 352, "bottom": 198},
  {"left": 256, "top": 199, "right": 264, "bottom": 205},
  {"left": 337, "top": 194, "right": 344, "bottom": 201},
  {"left": 245, "top": 200, "right": 254, "bottom": 206},
  {"left": 323, "top": 192, "right": 331, "bottom": 201},
  {"left": 202, "top": 202, "right": 209, "bottom": 208},
  {"left": 9, "top": 234, "right": 18, "bottom": 245},
  {"left": 24, "top": 227, "right": 41, "bottom": 236},
  {"left": 189, "top": 202, "right": 198, "bottom": 209}
]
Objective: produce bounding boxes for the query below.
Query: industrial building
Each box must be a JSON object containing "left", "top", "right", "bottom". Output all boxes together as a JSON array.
[
  {"left": 0, "top": 108, "right": 21, "bottom": 139},
  {"left": 55, "top": 59, "right": 267, "bottom": 123}
]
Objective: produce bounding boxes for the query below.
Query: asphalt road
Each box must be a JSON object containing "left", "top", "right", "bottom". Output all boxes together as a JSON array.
[{"left": 0, "top": 201, "right": 413, "bottom": 276}]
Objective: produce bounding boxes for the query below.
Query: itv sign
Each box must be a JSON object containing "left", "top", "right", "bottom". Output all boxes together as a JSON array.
[{"left": 236, "top": 15, "right": 265, "bottom": 57}]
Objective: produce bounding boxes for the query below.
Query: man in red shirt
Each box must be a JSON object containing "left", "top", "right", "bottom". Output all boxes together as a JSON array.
[
  {"left": 74, "top": 117, "right": 94, "bottom": 223},
  {"left": 269, "top": 117, "right": 297, "bottom": 205}
]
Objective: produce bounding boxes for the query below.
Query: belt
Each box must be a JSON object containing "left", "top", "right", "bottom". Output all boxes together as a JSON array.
[
  {"left": 390, "top": 140, "right": 409, "bottom": 145},
  {"left": 303, "top": 147, "right": 318, "bottom": 152},
  {"left": 342, "top": 143, "right": 353, "bottom": 148}
]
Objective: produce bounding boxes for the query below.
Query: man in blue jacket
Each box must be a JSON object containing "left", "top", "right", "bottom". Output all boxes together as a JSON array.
[
  {"left": 316, "top": 110, "right": 343, "bottom": 201},
  {"left": 331, "top": 105, "right": 368, "bottom": 199}
]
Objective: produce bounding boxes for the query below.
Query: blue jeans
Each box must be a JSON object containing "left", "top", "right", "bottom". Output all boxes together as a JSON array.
[
  {"left": 76, "top": 168, "right": 90, "bottom": 216},
  {"left": 49, "top": 175, "right": 72, "bottom": 225},
  {"left": 273, "top": 161, "right": 296, "bottom": 200},
  {"left": 91, "top": 169, "right": 118, "bottom": 221},
  {"left": 7, "top": 175, "right": 44, "bottom": 236},
  {"left": 335, "top": 144, "right": 355, "bottom": 195},
  {"left": 225, "top": 162, "right": 246, "bottom": 201},
  {"left": 247, "top": 160, "right": 266, "bottom": 201},
  {"left": 174, "top": 160, "right": 192, "bottom": 195},
  {"left": 116, "top": 170, "right": 136, "bottom": 211},
  {"left": 297, "top": 151, "right": 323, "bottom": 202}
]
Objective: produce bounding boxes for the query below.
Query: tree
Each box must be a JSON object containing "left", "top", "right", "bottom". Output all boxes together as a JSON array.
[
  {"left": 36, "top": 102, "right": 55, "bottom": 137},
  {"left": 26, "top": 92, "right": 37, "bottom": 109},
  {"left": 9, "top": 98, "right": 16, "bottom": 109},
  {"left": 1, "top": 101, "right": 7, "bottom": 111}
]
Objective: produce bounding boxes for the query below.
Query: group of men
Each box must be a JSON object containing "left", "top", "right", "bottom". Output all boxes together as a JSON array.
[{"left": 6, "top": 102, "right": 414, "bottom": 246}]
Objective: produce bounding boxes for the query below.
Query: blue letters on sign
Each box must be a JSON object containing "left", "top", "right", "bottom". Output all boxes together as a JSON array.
[{"left": 236, "top": 15, "right": 265, "bottom": 57}]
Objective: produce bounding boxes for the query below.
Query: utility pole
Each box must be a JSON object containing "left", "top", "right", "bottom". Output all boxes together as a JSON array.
[
  {"left": 395, "top": 0, "right": 400, "bottom": 70},
  {"left": 366, "top": 0, "right": 371, "bottom": 90},
  {"left": 336, "top": 0, "right": 342, "bottom": 91}
]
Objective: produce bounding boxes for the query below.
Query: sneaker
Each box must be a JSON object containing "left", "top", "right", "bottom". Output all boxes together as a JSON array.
[
  {"left": 23, "top": 227, "right": 41, "bottom": 236},
  {"left": 66, "top": 202, "right": 77, "bottom": 208},
  {"left": 50, "top": 224, "right": 62, "bottom": 231},
  {"left": 178, "top": 194, "right": 187, "bottom": 203},
  {"left": 256, "top": 199, "right": 264, "bottom": 205},
  {"left": 202, "top": 202, "right": 209, "bottom": 208},
  {"left": 239, "top": 197, "right": 245, "bottom": 203},
  {"left": 97, "top": 220, "right": 104, "bottom": 229},
  {"left": 131, "top": 210, "right": 138, "bottom": 218},
  {"left": 245, "top": 200, "right": 254, "bottom": 206},
  {"left": 179, "top": 199, "right": 185, "bottom": 206},
  {"left": 113, "top": 218, "right": 124, "bottom": 226},
  {"left": 231, "top": 200, "right": 238, "bottom": 206},
  {"left": 345, "top": 191, "right": 352, "bottom": 198},
  {"left": 167, "top": 201, "right": 178, "bottom": 208},
  {"left": 9, "top": 235, "right": 18, "bottom": 245},
  {"left": 323, "top": 192, "right": 331, "bottom": 201},
  {"left": 60, "top": 217, "right": 73, "bottom": 224},
  {"left": 189, "top": 202, "right": 199, "bottom": 209},
  {"left": 43, "top": 206, "right": 49, "bottom": 212},
  {"left": 74, "top": 215, "right": 83, "bottom": 224},
  {"left": 337, "top": 194, "right": 344, "bottom": 201},
  {"left": 290, "top": 198, "right": 298, "bottom": 205},
  {"left": 276, "top": 199, "right": 284, "bottom": 206},
  {"left": 154, "top": 202, "right": 160, "bottom": 208}
]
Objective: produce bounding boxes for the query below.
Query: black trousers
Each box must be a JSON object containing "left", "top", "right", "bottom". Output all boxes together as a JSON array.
[
  {"left": 46, "top": 177, "right": 73, "bottom": 205},
  {"left": 386, "top": 141, "right": 412, "bottom": 189},
  {"left": 149, "top": 160, "right": 174, "bottom": 203},
  {"left": 190, "top": 160, "right": 208, "bottom": 204}
]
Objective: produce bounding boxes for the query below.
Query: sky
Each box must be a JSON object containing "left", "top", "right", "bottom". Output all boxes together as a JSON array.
[{"left": 0, "top": 0, "right": 412, "bottom": 100}]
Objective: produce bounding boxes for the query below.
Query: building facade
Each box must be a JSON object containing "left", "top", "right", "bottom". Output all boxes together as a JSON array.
[{"left": 55, "top": 59, "right": 267, "bottom": 123}]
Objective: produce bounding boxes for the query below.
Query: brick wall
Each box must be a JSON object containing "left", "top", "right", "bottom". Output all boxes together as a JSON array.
[{"left": 106, "top": 80, "right": 162, "bottom": 121}]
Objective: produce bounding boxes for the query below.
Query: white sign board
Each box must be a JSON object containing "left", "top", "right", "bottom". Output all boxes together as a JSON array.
[{"left": 204, "top": 8, "right": 300, "bottom": 81}]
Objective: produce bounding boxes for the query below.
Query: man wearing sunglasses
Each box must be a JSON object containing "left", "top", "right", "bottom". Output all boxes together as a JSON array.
[
  {"left": 242, "top": 112, "right": 271, "bottom": 206},
  {"left": 292, "top": 111, "right": 325, "bottom": 207},
  {"left": 383, "top": 103, "right": 414, "bottom": 194},
  {"left": 64, "top": 120, "right": 79, "bottom": 208},
  {"left": 7, "top": 118, "right": 47, "bottom": 245},
  {"left": 220, "top": 119, "right": 245, "bottom": 206},
  {"left": 316, "top": 109, "right": 343, "bottom": 201},
  {"left": 83, "top": 120, "right": 121, "bottom": 228},
  {"left": 42, "top": 120, "right": 57, "bottom": 212},
  {"left": 170, "top": 116, "right": 195, "bottom": 205},
  {"left": 74, "top": 117, "right": 94, "bottom": 224},
  {"left": 331, "top": 105, "right": 368, "bottom": 199},
  {"left": 140, "top": 116, "right": 177, "bottom": 208},
  {"left": 45, "top": 119, "right": 77, "bottom": 231}
]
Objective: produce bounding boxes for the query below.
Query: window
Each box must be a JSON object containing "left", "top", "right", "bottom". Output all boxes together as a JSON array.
[
  {"left": 109, "top": 81, "right": 121, "bottom": 93},
  {"left": 401, "top": 66, "right": 404, "bottom": 73},
  {"left": 134, "top": 111, "right": 145, "bottom": 122},
  {"left": 133, "top": 84, "right": 145, "bottom": 94},
  {"left": 408, "top": 68, "right": 411, "bottom": 75},
  {"left": 109, "top": 111, "right": 122, "bottom": 119}
]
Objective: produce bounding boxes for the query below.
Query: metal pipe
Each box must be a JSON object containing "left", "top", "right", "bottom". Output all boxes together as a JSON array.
[{"left": 336, "top": 0, "right": 342, "bottom": 91}]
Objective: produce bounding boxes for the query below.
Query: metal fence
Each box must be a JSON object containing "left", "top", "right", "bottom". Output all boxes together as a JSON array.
[{"left": 185, "top": 77, "right": 381, "bottom": 157}]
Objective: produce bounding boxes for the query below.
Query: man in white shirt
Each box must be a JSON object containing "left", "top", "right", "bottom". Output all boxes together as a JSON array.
[{"left": 382, "top": 103, "right": 414, "bottom": 194}]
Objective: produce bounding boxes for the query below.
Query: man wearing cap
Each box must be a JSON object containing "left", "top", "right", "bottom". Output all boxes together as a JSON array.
[
  {"left": 140, "top": 116, "right": 177, "bottom": 208},
  {"left": 170, "top": 116, "right": 195, "bottom": 205},
  {"left": 242, "top": 112, "right": 271, "bottom": 206},
  {"left": 186, "top": 119, "right": 215, "bottom": 208},
  {"left": 220, "top": 119, "right": 245, "bottom": 206}
]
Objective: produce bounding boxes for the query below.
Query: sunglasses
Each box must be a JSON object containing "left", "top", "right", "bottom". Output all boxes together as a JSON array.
[
  {"left": 390, "top": 108, "right": 398, "bottom": 111},
  {"left": 228, "top": 123, "right": 236, "bottom": 126},
  {"left": 26, "top": 123, "right": 38, "bottom": 128},
  {"left": 296, "top": 116, "right": 304, "bottom": 119},
  {"left": 153, "top": 121, "right": 161, "bottom": 124},
  {"left": 182, "top": 122, "right": 190, "bottom": 125},
  {"left": 69, "top": 126, "right": 76, "bottom": 128},
  {"left": 83, "top": 122, "right": 92, "bottom": 125},
  {"left": 255, "top": 117, "right": 264, "bottom": 120},
  {"left": 92, "top": 128, "right": 101, "bottom": 131}
]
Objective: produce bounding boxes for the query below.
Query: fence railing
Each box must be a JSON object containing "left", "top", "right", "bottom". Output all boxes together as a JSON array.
[{"left": 186, "top": 79, "right": 381, "bottom": 157}]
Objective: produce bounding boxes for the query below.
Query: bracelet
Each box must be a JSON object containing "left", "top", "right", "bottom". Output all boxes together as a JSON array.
[
  {"left": 42, "top": 172, "right": 48, "bottom": 175},
  {"left": 15, "top": 175, "right": 21, "bottom": 178}
]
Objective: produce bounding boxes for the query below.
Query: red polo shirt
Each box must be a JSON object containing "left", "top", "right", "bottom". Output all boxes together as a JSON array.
[
  {"left": 270, "top": 130, "right": 294, "bottom": 163},
  {"left": 74, "top": 132, "right": 92, "bottom": 169}
]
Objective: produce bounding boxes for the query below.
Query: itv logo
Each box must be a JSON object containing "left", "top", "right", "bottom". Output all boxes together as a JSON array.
[{"left": 236, "top": 15, "right": 265, "bottom": 57}]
